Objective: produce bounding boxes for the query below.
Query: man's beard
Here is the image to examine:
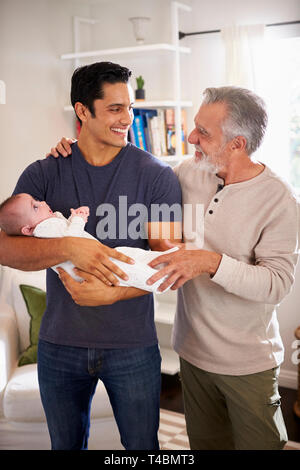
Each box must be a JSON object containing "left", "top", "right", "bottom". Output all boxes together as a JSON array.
[{"left": 192, "top": 146, "right": 222, "bottom": 174}]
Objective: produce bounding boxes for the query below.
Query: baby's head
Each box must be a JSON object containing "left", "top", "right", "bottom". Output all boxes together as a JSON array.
[{"left": 0, "top": 193, "right": 54, "bottom": 236}]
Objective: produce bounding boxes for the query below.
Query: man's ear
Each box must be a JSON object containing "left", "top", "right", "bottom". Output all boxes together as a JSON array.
[
  {"left": 231, "top": 136, "right": 247, "bottom": 151},
  {"left": 232, "top": 135, "right": 247, "bottom": 150},
  {"left": 21, "top": 225, "right": 35, "bottom": 236},
  {"left": 75, "top": 102, "right": 89, "bottom": 123}
]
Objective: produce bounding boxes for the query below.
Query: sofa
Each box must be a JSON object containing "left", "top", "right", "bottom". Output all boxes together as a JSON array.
[{"left": 0, "top": 264, "right": 123, "bottom": 450}]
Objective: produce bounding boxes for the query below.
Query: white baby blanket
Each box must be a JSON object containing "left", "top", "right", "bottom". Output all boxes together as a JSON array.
[
  {"left": 53, "top": 246, "right": 178, "bottom": 294},
  {"left": 34, "top": 214, "right": 178, "bottom": 293}
]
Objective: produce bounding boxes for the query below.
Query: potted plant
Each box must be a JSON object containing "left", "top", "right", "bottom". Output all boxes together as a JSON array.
[{"left": 135, "top": 75, "right": 145, "bottom": 100}]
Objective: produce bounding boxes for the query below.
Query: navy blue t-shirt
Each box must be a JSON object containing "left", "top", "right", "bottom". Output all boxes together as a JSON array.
[{"left": 13, "top": 142, "right": 182, "bottom": 348}]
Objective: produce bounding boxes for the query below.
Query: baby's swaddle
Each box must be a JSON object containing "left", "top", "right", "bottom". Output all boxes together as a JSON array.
[
  {"left": 109, "top": 245, "right": 179, "bottom": 293},
  {"left": 34, "top": 213, "right": 178, "bottom": 293},
  {"left": 53, "top": 246, "right": 178, "bottom": 294}
]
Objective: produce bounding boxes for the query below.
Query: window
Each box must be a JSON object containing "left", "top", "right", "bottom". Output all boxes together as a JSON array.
[
  {"left": 289, "top": 42, "right": 300, "bottom": 191},
  {"left": 258, "top": 36, "right": 300, "bottom": 194}
]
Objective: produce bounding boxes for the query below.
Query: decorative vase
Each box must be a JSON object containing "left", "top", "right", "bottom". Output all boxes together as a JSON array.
[{"left": 129, "top": 17, "right": 151, "bottom": 45}]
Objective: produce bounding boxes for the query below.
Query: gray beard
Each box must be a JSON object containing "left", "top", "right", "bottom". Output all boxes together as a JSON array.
[{"left": 192, "top": 152, "right": 220, "bottom": 174}]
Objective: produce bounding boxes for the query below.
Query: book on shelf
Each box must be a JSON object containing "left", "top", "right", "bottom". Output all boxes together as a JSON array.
[
  {"left": 130, "top": 108, "right": 188, "bottom": 158},
  {"left": 165, "top": 108, "right": 188, "bottom": 156}
]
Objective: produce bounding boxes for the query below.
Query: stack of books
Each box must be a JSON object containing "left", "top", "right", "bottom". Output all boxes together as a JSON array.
[{"left": 129, "top": 108, "right": 188, "bottom": 157}]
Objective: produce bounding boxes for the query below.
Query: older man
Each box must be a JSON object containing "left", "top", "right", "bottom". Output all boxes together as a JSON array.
[
  {"left": 48, "top": 86, "right": 298, "bottom": 450},
  {"left": 146, "top": 86, "right": 299, "bottom": 450}
]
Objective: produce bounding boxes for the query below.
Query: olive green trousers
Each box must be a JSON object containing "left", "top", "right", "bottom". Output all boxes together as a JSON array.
[{"left": 180, "top": 357, "right": 288, "bottom": 450}]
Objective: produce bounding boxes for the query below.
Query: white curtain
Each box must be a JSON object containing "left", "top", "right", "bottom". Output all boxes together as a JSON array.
[
  {"left": 221, "top": 24, "right": 265, "bottom": 91},
  {"left": 220, "top": 24, "right": 292, "bottom": 182}
]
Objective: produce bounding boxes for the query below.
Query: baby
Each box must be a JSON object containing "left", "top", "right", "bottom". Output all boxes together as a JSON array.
[{"left": 0, "top": 193, "right": 177, "bottom": 293}]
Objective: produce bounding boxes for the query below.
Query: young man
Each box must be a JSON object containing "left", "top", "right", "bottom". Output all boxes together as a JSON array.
[{"left": 0, "top": 62, "right": 182, "bottom": 450}]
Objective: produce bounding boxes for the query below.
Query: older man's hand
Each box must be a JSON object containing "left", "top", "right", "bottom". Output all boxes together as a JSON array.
[{"left": 147, "top": 247, "right": 222, "bottom": 292}]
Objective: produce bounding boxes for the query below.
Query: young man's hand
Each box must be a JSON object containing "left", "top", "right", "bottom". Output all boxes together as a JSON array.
[
  {"left": 57, "top": 267, "right": 148, "bottom": 306},
  {"left": 63, "top": 237, "right": 134, "bottom": 286},
  {"left": 57, "top": 267, "right": 119, "bottom": 306}
]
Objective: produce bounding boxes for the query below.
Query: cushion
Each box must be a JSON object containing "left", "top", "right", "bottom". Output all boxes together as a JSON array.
[
  {"left": 11, "top": 270, "right": 46, "bottom": 353},
  {"left": 3, "top": 364, "right": 114, "bottom": 422},
  {"left": 18, "top": 285, "right": 46, "bottom": 367},
  {"left": 3, "top": 364, "right": 46, "bottom": 422}
]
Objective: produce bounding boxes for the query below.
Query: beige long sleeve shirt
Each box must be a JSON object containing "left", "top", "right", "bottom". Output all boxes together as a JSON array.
[{"left": 173, "top": 158, "right": 299, "bottom": 375}]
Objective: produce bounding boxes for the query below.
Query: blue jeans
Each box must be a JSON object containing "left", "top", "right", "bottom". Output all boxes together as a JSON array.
[{"left": 37, "top": 339, "right": 162, "bottom": 450}]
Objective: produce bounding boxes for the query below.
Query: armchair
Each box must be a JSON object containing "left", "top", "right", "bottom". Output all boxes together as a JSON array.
[{"left": 0, "top": 265, "right": 122, "bottom": 450}]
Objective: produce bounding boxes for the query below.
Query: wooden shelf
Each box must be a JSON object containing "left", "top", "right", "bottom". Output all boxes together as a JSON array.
[{"left": 61, "top": 43, "right": 191, "bottom": 61}]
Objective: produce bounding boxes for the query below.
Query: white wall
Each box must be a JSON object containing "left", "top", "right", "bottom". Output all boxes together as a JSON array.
[
  {"left": 0, "top": 0, "right": 89, "bottom": 201},
  {"left": 0, "top": 0, "right": 299, "bottom": 387}
]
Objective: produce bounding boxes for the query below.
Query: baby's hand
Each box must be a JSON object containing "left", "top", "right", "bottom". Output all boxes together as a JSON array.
[{"left": 71, "top": 206, "right": 90, "bottom": 223}]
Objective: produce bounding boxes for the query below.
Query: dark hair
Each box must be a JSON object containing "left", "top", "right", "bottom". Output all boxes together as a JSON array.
[
  {"left": 0, "top": 195, "right": 22, "bottom": 235},
  {"left": 70, "top": 61, "right": 132, "bottom": 123}
]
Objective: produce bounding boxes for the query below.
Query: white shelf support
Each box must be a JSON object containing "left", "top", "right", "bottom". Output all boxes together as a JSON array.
[
  {"left": 171, "top": 1, "right": 192, "bottom": 158},
  {"left": 73, "top": 16, "right": 99, "bottom": 68},
  {"left": 0, "top": 80, "right": 6, "bottom": 104}
]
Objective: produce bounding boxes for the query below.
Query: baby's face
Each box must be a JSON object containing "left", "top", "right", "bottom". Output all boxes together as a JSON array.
[{"left": 17, "top": 193, "right": 54, "bottom": 228}]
